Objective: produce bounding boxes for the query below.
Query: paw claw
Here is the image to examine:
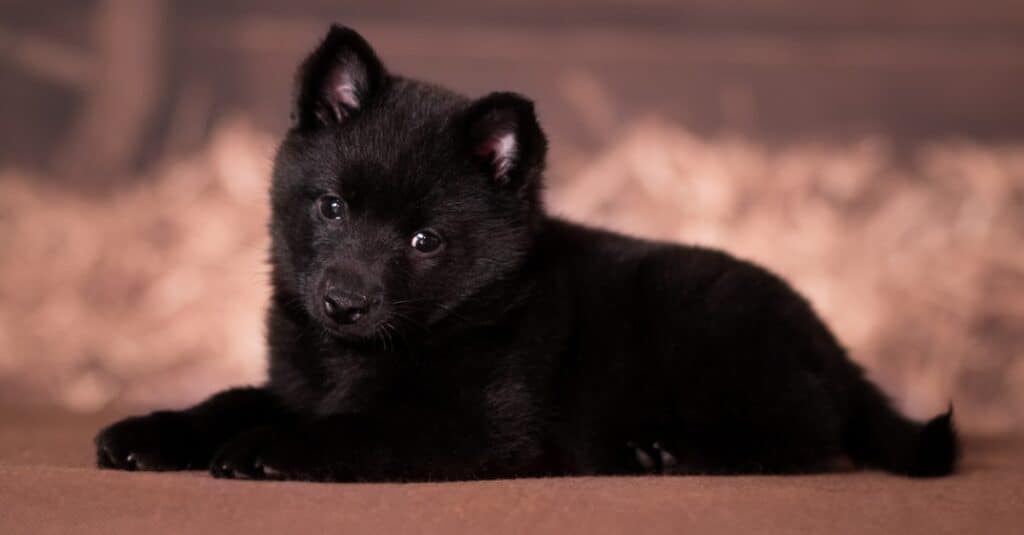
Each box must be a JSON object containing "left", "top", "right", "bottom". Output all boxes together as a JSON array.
[
  {"left": 631, "top": 443, "right": 657, "bottom": 471},
  {"left": 213, "top": 464, "right": 232, "bottom": 478},
  {"left": 96, "top": 446, "right": 116, "bottom": 469},
  {"left": 652, "top": 442, "right": 678, "bottom": 469},
  {"left": 260, "top": 463, "right": 282, "bottom": 478}
]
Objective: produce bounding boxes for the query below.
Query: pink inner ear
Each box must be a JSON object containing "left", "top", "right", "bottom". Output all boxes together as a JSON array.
[
  {"left": 332, "top": 76, "right": 360, "bottom": 110},
  {"left": 476, "top": 132, "right": 518, "bottom": 180},
  {"left": 322, "top": 69, "right": 361, "bottom": 122}
]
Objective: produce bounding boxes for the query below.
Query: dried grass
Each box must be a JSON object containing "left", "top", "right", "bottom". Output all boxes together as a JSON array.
[{"left": 0, "top": 118, "right": 273, "bottom": 411}]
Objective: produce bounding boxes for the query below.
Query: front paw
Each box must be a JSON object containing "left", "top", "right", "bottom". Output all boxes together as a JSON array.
[
  {"left": 95, "top": 411, "right": 206, "bottom": 471},
  {"left": 210, "top": 426, "right": 333, "bottom": 481}
]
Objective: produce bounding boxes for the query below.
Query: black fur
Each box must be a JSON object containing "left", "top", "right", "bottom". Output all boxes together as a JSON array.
[{"left": 95, "top": 25, "right": 959, "bottom": 481}]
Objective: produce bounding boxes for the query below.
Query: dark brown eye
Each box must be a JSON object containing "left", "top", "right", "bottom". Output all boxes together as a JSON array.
[
  {"left": 317, "top": 195, "right": 346, "bottom": 220},
  {"left": 410, "top": 230, "right": 443, "bottom": 254}
]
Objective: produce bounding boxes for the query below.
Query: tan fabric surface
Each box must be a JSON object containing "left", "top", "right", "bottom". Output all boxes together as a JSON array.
[{"left": 0, "top": 407, "right": 1020, "bottom": 534}]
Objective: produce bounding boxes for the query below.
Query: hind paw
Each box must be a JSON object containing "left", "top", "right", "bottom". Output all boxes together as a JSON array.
[{"left": 627, "top": 441, "right": 678, "bottom": 474}]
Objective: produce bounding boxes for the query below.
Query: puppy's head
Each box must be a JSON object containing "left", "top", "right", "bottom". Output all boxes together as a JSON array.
[{"left": 269, "top": 26, "right": 547, "bottom": 343}]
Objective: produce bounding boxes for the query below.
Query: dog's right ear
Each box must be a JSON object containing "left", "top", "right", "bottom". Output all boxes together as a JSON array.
[{"left": 292, "top": 25, "right": 386, "bottom": 129}]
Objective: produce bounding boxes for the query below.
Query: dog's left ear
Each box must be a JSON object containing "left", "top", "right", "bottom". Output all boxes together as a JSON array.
[
  {"left": 292, "top": 25, "right": 386, "bottom": 129},
  {"left": 462, "top": 92, "right": 547, "bottom": 194}
]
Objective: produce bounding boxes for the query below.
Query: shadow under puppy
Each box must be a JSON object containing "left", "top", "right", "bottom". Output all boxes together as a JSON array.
[{"left": 95, "top": 25, "right": 958, "bottom": 481}]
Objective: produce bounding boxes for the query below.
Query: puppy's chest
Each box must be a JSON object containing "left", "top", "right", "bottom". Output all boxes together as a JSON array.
[{"left": 312, "top": 349, "right": 493, "bottom": 415}]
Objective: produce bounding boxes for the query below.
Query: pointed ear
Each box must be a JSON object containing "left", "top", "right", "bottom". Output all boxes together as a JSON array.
[
  {"left": 292, "top": 25, "right": 386, "bottom": 129},
  {"left": 462, "top": 92, "right": 547, "bottom": 191}
]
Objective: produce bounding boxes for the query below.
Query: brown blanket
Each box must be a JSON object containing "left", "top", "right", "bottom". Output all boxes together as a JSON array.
[{"left": 1, "top": 407, "right": 1020, "bottom": 534}]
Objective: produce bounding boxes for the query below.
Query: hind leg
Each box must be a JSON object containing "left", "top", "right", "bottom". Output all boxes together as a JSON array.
[{"left": 648, "top": 373, "right": 845, "bottom": 475}]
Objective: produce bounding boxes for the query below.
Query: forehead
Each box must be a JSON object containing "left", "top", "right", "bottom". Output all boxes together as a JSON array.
[{"left": 278, "top": 78, "right": 481, "bottom": 216}]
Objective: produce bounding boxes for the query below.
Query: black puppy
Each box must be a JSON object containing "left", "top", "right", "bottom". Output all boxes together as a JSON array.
[{"left": 95, "top": 25, "right": 958, "bottom": 481}]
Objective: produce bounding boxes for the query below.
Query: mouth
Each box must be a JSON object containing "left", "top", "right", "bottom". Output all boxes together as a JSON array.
[
  {"left": 316, "top": 311, "right": 401, "bottom": 346},
  {"left": 318, "top": 315, "right": 377, "bottom": 339}
]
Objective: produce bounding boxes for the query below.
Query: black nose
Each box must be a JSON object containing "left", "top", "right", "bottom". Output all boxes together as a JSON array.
[{"left": 323, "top": 291, "right": 372, "bottom": 324}]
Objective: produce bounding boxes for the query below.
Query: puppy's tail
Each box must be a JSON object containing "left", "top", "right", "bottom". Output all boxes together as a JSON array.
[{"left": 843, "top": 379, "right": 959, "bottom": 477}]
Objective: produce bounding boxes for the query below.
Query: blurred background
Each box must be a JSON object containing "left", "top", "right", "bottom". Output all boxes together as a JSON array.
[{"left": 1, "top": 0, "right": 1022, "bottom": 433}]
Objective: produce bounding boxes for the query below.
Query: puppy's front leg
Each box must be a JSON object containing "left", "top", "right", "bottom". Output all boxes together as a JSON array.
[
  {"left": 211, "top": 408, "right": 534, "bottom": 482},
  {"left": 95, "top": 387, "right": 291, "bottom": 471}
]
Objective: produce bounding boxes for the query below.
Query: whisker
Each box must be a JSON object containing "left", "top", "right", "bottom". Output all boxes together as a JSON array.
[
  {"left": 390, "top": 311, "right": 429, "bottom": 334},
  {"left": 387, "top": 321, "right": 409, "bottom": 350},
  {"left": 372, "top": 323, "right": 387, "bottom": 352}
]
